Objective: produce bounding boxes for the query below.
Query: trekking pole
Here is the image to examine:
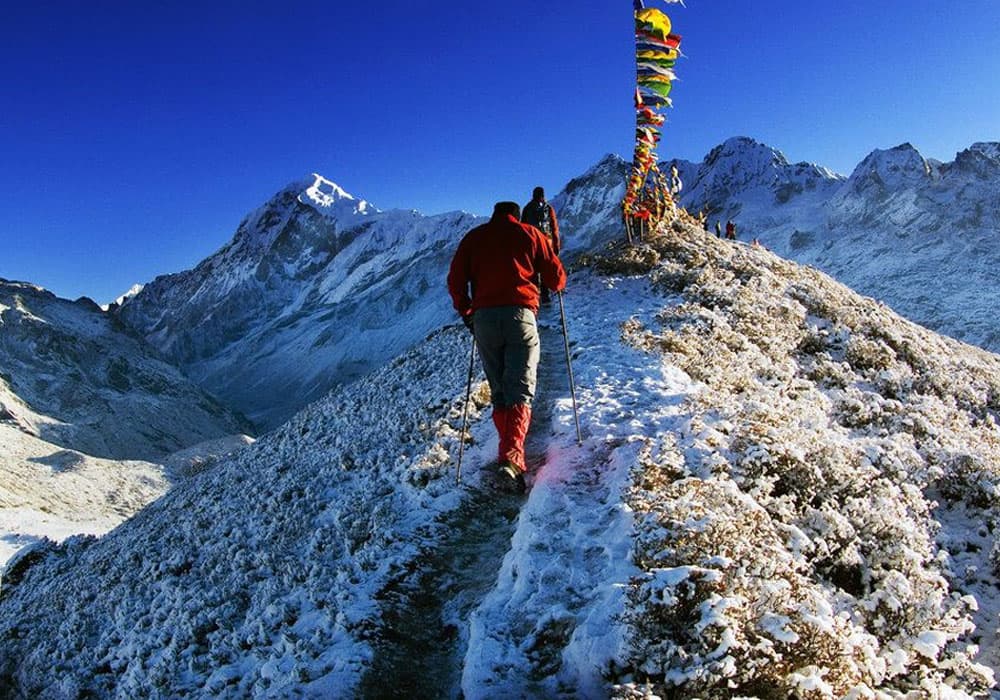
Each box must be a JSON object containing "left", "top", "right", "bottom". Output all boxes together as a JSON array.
[
  {"left": 456, "top": 333, "right": 477, "bottom": 485},
  {"left": 557, "top": 291, "right": 583, "bottom": 445}
]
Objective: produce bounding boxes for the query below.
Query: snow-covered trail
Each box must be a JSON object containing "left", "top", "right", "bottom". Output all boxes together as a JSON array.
[
  {"left": 356, "top": 315, "right": 563, "bottom": 698},
  {"left": 358, "top": 275, "right": 698, "bottom": 699},
  {"left": 460, "top": 277, "right": 697, "bottom": 698},
  {"left": 357, "top": 468, "right": 522, "bottom": 698}
]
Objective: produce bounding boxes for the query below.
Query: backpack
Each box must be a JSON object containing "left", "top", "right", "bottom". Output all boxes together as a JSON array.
[{"left": 522, "top": 200, "right": 552, "bottom": 237}]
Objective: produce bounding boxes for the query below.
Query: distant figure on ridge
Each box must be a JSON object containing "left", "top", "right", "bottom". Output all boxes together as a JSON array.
[
  {"left": 520, "top": 186, "right": 560, "bottom": 304},
  {"left": 448, "top": 201, "right": 567, "bottom": 493},
  {"left": 669, "top": 164, "right": 683, "bottom": 197},
  {"left": 715, "top": 221, "right": 723, "bottom": 238},
  {"left": 726, "top": 220, "right": 737, "bottom": 240}
]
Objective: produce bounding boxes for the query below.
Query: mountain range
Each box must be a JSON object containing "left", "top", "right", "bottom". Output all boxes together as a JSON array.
[
  {"left": 668, "top": 137, "right": 1000, "bottom": 351},
  {"left": 110, "top": 138, "right": 1000, "bottom": 434},
  {"left": 557, "top": 136, "right": 1000, "bottom": 354},
  {"left": 0, "top": 279, "right": 250, "bottom": 460}
]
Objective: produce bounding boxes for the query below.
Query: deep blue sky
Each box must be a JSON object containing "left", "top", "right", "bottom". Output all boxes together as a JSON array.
[{"left": 3, "top": 0, "right": 998, "bottom": 303}]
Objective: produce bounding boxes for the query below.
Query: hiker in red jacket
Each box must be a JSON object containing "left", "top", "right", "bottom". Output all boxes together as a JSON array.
[
  {"left": 726, "top": 220, "right": 737, "bottom": 240},
  {"left": 447, "top": 201, "right": 567, "bottom": 492}
]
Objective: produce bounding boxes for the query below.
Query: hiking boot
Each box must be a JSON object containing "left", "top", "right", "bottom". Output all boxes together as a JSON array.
[{"left": 496, "top": 462, "right": 526, "bottom": 494}]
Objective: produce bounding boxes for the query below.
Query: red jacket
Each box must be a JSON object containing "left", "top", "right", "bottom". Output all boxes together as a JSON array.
[{"left": 448, "top": 214, "right": 566, "bottom": 316}]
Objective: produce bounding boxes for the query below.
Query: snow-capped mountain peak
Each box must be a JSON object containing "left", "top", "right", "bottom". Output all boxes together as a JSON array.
[
  {"left": 844, "top": 142, "right": 933, "bottom": 197},
  {"left": 104, "top": 283, "right": 144, "bottom": 311},
  {"left": 116, "top": 179, "right": 482, "bottom": 428},
  {"left": 673, "top": 136, "right": 845, "bottom": 217},
  {"left": 298, "top": 172, "right": 375, "bottom": 219},
  {"left": 705, "top": 135, "right": 790, "bottom": 170},
  {"left": 225, "top": 173, "right": 379, "bottom": 259},
  {"left": 954, "top": 142, "right": 1000, "bottom": 179},
  {"left": 580, "top": 152, "right": 628, "bottom": 178}
]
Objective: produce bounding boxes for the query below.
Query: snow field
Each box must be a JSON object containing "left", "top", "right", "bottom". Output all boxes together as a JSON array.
[
  {"left": 0, "top": 423, "right": 169, "bottom": 570},
  {"left": 0, "top": 428, "right": 256, "bottom": 575}
]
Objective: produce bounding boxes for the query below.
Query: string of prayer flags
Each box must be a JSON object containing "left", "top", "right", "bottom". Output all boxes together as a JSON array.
[{"left": 624, "top": 1, "right": 685, "bottom": 243}]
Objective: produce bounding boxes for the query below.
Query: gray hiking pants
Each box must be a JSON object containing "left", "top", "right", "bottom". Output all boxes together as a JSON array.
[{"left": 473, "top": 306, "right": 540, "bottom": 407}]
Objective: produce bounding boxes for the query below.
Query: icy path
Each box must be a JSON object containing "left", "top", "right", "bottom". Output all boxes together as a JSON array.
[
  {"left": 460, "top": 276, "right": 696, "bottom": 698},
  {"left": 356, "top": 475, "right": 522, "bottom": 698}
]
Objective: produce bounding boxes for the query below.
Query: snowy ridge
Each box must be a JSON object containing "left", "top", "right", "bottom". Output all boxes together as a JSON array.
[
  {"left": 840, "top": 143, "right": 933, "bottom": 204},
  {"left": 3, "top": 219, "right": 999, "bottom": 697},
  {"left": 236, "top": 176, "right": 375, "bottom": 258},
  {"left": 969, "top": 142, "right": 1000, "bottom": 161},
  {"left": 0, "top": 426, "right": 257, "bottom": 570},
  {"left": 299, "top": 173, "right": 373, "bottom": 216},
  {"left": 596, "top": 226, "right": 1000, "bottom": 696},
  {"left": 104, "top": 283, "right": 144, "bottom": 311},
  {"left": 0, "top": 279, "right": 251, "bottom": 460},
  {"left": 117, "top": 176, "right": 483, "bottom": 429},
  {"left": 681, "top": 136, "right": 845, "bottom": 212}
]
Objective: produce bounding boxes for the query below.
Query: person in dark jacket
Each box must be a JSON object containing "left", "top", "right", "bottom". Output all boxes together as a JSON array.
[
  {"left": 447, "top": 201, "right": 567, "bottom": 491},
  {"left": 520, "top": 187, "right": 561, "bottom": 304},
  {"left": 521, "top": 186, "right": 560, "bottom": 253}
]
